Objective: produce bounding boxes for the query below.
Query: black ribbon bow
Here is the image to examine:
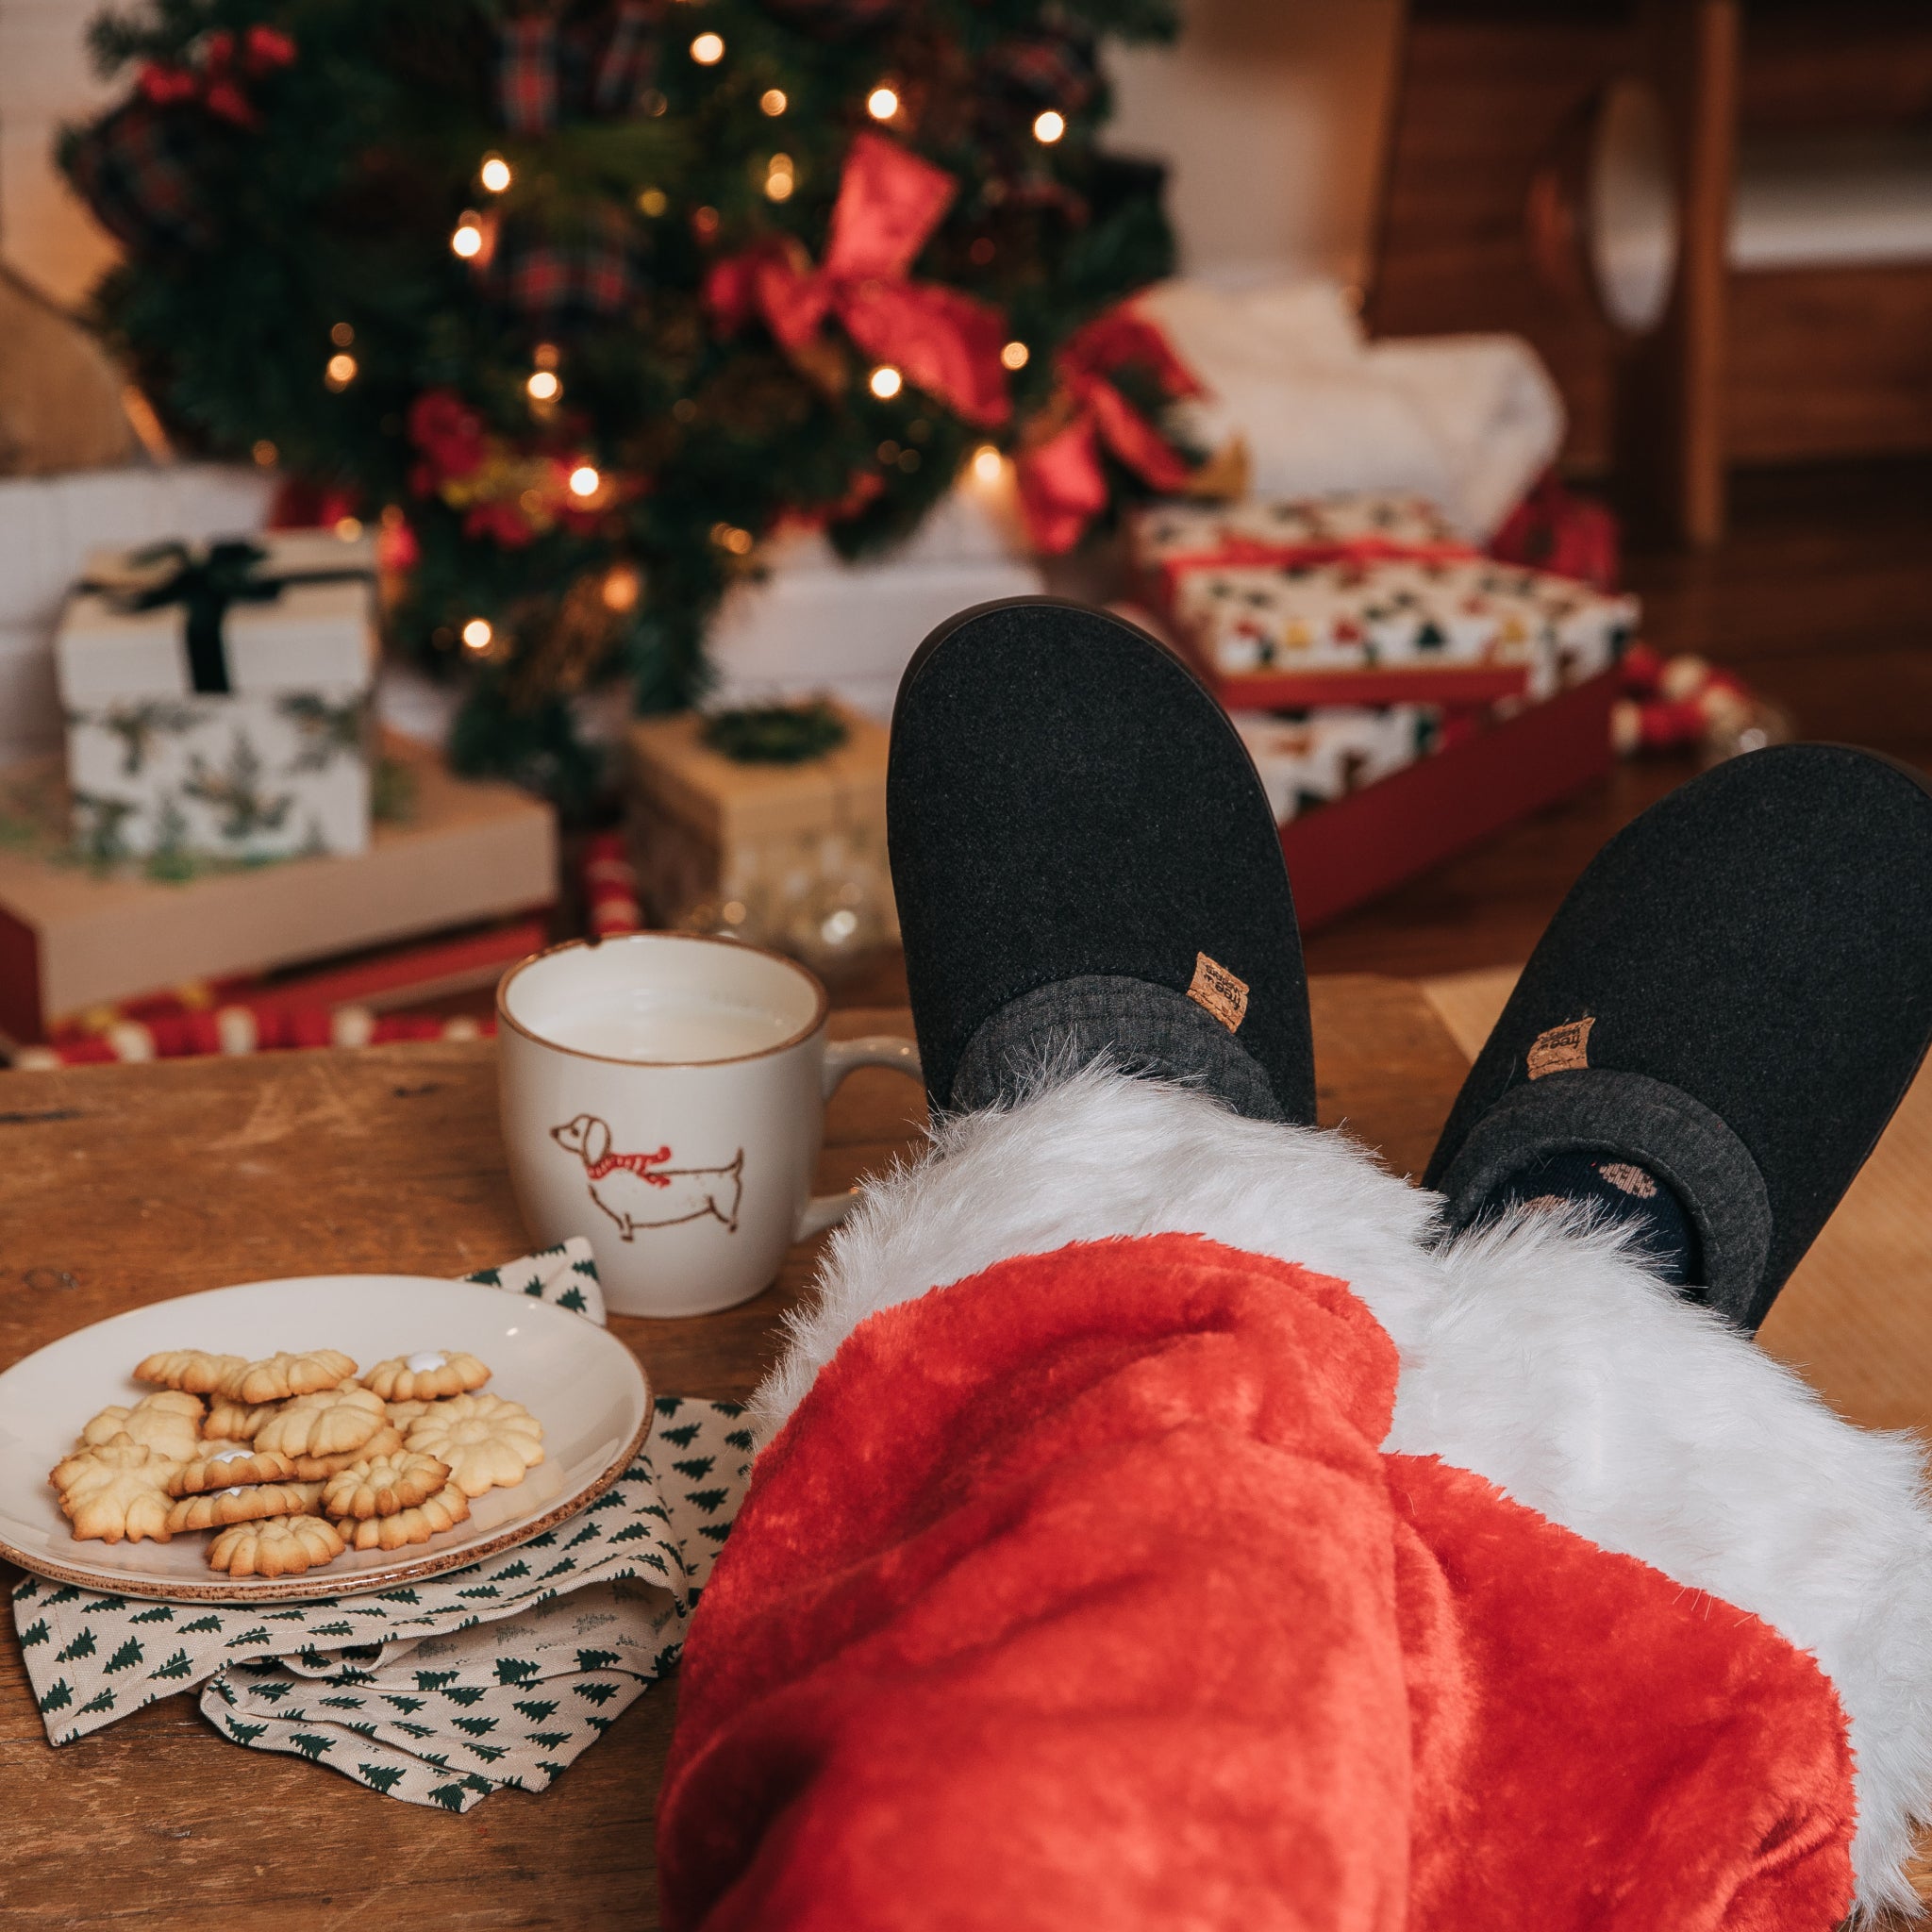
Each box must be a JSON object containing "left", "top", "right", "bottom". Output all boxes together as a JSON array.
[{"left": 82, "top": 539, "right": 373, "bottom": 695}]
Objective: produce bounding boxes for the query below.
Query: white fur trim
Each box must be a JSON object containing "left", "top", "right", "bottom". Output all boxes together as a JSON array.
[{"left": 757, "top": 1066, "right": 1932, "bottom": 1914}]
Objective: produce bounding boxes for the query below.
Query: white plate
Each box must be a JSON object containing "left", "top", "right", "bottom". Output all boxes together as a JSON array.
[{"left": 0, "top": 1274, "right": 651, "bottom": 1605}]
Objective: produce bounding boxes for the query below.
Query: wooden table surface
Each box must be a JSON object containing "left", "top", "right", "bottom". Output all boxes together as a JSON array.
[{"left": 0, "top": 979, "right": 1474, "bottom": 1929}]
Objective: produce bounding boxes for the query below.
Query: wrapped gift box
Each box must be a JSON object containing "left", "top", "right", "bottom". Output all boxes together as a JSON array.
[
  {"left": 0, "top": 732, "right": 556, "bottom": 1043},
  {"left": 1128, "top": 493, "right": 1637, "bottom": 710},
  {"left": 56, "top": 528, "right": 377, "bottom": 860},
  {"left": 625, "top": 702, "right": 897, "bottom": 944},
  {"left": 1231, "top": 706, "right": 1439, "bottom": 824}
]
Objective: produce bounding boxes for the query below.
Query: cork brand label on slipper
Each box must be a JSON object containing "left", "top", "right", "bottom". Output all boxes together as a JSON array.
[
  {"left": 1187, "top": 953, "right": 1250, "bottom": 1034},
  {"left": 1527, "top": 1017, "right": 1593, "bottom": 1079}
]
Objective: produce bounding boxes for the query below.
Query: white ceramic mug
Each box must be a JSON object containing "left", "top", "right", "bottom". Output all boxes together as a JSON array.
[{"left": 496, "top": 932, "right": 921, "bottom": 1317}]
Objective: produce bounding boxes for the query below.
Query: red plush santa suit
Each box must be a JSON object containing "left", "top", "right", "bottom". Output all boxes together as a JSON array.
[{"left": 656, "top": 1071, "right": 1932, "bottom": 1927}]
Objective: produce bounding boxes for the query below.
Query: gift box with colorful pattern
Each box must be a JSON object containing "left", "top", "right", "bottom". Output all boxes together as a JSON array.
[{"left": 1129, "top": 493, "right": 1637, "bottom": 710}]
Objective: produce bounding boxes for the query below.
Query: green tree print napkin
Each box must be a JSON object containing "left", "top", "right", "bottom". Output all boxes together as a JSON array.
[{"left": 10, "top": 1241, "right": 751, "bottom": 1809}]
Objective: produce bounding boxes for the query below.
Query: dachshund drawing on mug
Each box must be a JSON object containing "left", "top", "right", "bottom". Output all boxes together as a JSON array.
[{"left": 550, "top": 1114, "right": 744, "bottom": 1239}]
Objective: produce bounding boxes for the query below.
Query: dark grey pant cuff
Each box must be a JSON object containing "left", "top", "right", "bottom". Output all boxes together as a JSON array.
[
  {"left": 948, "top": 975, "right": 1288, "bottom": 1124},
  {"left": 1433, "top": 1067, "right": 1773, "bottom": 1328}
]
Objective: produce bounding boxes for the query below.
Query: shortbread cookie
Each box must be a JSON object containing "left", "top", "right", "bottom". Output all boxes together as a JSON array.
[
  {"left": 207, "top": 1514, "right": 344, "bottom": 1579},
  {"left": 285, "top": 1424, "right": 405, "bottom": 1481},
  {"left": 385, "top": 1398, "right": 436, "bottom": 1431},
  {"left": 224, "top": 1349, "right": 358, "bottom": 1406},
  {"left": 79, "top": 1390, "right": 204, "bottom": 1462},
  {"left": 134, "top": 1348, "right": 247, "bottom": 1395},
  {"left": 166, "top": 1479, "right": 324, "bottom": 1534},
  {"left": 254, "top": 1384, "right": 386, "bottom": 1458},
  {"left": 322, "top": 1451, "right": 450, "bottom": 1520},
  {"left": 52, "top": 1438, "right": 173, "bottom": 1544},
  {"left": 204, "top": 1396, "right": 279, "bottom": 1441},
  {"left": 361, "top": 1351, "right": 491, "bottom": 1404},
  {"left": 405, "top": 1393, "right": 544, "bottom": 1497},
  {"left": 166, "top": 1442, "right": 297, "bottom": 1496},
  {"left": 334, "top": 1482, "right": 470, "bottom": 1551}
]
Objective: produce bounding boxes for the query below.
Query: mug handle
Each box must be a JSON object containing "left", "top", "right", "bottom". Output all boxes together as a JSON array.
[{"left": 794, "top": 1035, "right": 924, "bottom": 1240}]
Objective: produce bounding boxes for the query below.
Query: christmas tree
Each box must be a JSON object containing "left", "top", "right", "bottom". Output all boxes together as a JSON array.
[{"left": 61, "top": 0, "right": 1191, "bottom": 811}]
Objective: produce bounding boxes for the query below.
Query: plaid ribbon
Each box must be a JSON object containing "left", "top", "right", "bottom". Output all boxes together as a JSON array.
[
  {"left": 497, "top": 16, "right": 559, "bottom": 134},
  {"left": 62, "top": 99, "right": 214, "bottom": 251},
  {"left": 491, "top": 203, "right": 641, "bottom": 319}
]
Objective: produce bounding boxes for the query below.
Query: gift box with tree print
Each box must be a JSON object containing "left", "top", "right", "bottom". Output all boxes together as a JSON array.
[{"left": 56, "top": 528, "right": 376, "bottom": 861}]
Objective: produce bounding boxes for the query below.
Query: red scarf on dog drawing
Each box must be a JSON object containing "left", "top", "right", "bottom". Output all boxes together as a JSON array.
[{"left": 550, "top": 1114, "right": 744, "bottom": 1239}]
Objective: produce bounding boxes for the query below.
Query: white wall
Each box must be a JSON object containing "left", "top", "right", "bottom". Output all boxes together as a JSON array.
[
  {"left": 1106, "top": 0, "right": 1405, "bottom": 291},
  {"left": 0, "top": 0, "right": 120, "bottom": 306}
]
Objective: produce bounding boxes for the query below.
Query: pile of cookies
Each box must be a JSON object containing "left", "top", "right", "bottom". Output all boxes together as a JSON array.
[{"left": 48, "top": 1346, "right": 545, "bottom": 1580}]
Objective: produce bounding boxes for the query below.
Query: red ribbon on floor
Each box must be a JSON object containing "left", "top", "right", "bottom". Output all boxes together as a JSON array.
[
  {"left": 705, "top": 132, "right": 1010, "bottom": 428},
  {"left": 1015, "top": 308, "right": 1204, "bottom": 554}
]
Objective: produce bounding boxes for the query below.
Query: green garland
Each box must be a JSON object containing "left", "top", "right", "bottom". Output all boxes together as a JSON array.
[{"left": 61, "top": 0, "right": 1179, "bottom": 817}]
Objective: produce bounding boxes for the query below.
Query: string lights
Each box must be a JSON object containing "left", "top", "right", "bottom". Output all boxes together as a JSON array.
[
  {"left": 999, "top": 340, "right": 1029, "bottom": 371},
  {"left": 527, "top": 370, "right": 561, "bottom": 402},
  {"left": 568, "top": 464, "right": 601, "bottom": 497},
  {"left": 759, "top": 89, "right": 787, "bottom": 116},
  {"left": 972, "top": 444, "right": 1003, "bottom": 483},
  {"left": 450, "top": 213, "right": 484, "bottom": 258},
  {"left": 461, "top": 618, "right": 493, "bottom": 652},
  {"left": 479, "top": 154, "right": 512, "bottom": 193},
  {"left": 866, "top": 85, "right": 899, "bottom": 121},
  {"left": 638, "top": 187, "right": 668, "bottom": 217},
  {"left": 329, "top": 322, "right": 354, "bottom": 347},
  {"left": 325, "top": 352, "right": 358, "bottom": 390},
  {"left": 1032, "top": 109, "right": 1066, "bottom": 143},
  {"left": 690, "top": 31, "right": 724, "bottom": 64},
  {"left": 764, "top": 154, "right": 794, "bottom": 202},
  {"left": 869, "top": 364, "right": 903, "bottom": 399}
]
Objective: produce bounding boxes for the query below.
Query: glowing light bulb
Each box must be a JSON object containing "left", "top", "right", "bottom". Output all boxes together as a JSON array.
[
  {"left": 329, "top": 321, "right": 355, "bottom": 347},
  {"left": 479, "top": 154, "right": 512, "bottom": 193},
  {"left": 760, "top": 89, "right": 787, "bottom": 117},
  {"left": 333, "top": 515, "right": 363, "bottom": 541},
  {"left": 461, "top": 618, "right": 492, "bottom": 652},
  {"left": 999, "top": 340, "right": 1030, "bottom": 371},
  {"left": 325, "top": 352, "right": 358, "bottom": 390},
  {"left": 972, "top": 444, "right": 1003, "bottom": 484},
  {"left": 1033, "top": 109, "right": 1066, "bottom": 144},
  {"left": 602, "top": 564, "right": 641, "bottom": 611},
  {"left": 866, "top": 85, "right": 899, "bottom": 121},
  {"left": 451, "top": 218, "right": 484, "bottom": 259},
  {"left": 711, "top": 523, "right": 754, "bottom": 555},
  {"left": 869, "top": 363, "right": 903, "bottom": 400},
  {"left": 638, "top": 187, "right": 668, "bottom": 217},
  {"left": 251, "top": 439, "right": 277, "bottom": 468},
  {"left": 526, "top": 369, "right": 561, "bottom": 402},
  {"left": 765, "top": 154, "right": 794, "bottom": 202},
  {"left": 568, "top": 464, "right": 601, "bottom": 497},
  {"left": 691, "top": 31, "right": 724, "bottom": 64}
]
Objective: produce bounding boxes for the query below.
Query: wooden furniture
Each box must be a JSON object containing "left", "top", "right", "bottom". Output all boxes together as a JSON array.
[
  {"left": 1371, "top": 0, "right": 1932, "bottom": 544},
  {"left": 0, "top": 982, "right": 1470, "bottom": 1928}
]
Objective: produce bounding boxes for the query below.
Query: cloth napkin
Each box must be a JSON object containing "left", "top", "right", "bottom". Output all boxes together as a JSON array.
[{"left": 10, "top": 1240, "right": 753, "bottom": 1810}]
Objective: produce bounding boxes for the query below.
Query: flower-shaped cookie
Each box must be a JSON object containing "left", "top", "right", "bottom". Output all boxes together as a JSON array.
[
  {"left": 79, "top": 1390, "right": 204, "bottom": 1462},
  {"left": 134, "top": 1348, "right": 247, "bottom": 1395},
  {"left": 166, "top": 1442, "right": 297, "bottom": 1496},
  {"left": 335, "top": 1483, "right": 470, "bottom": 1551},
  {"left": 322, "top": 1451, "right": 451, "bottom": 1520},
  {"left": 405, "top": 1393, "right": 544, "bottom": 1497},
  {"left": 361, "top": 1351, "right": 491, "bottom": 1404},
  {"left": 284, "top": 1424, "right": 406, "bottom": 1481},
  {"left": 204, "top": 1397, "right": 279, "bottom": 1441},
  {"left": 166, "top": 1480, "right": 324, "bottom": 1534},
  {"left": 254, "top": 1384, "right": 386, "bottom": 1459},
  {"left": 223, "top": 1349, "right": 358, "bottom": 1406},
  {"left": 52, "top": 1437, "right": 174, "bottom": 1543},
  {"left": 385, "top": 1398, "right": 436, "bottom": 1431},
  {"left": 207, "top": 1514, "right": 344, "bottom": 1578}
]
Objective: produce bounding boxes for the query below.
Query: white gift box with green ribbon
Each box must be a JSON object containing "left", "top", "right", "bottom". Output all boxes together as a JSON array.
[{"left": 56, "top": 528, "right": 377, "bottom": 862}]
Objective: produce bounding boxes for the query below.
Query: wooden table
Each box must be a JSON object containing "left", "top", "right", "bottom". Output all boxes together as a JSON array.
[{"left": 0, "top": 980, "right": 1473, "bottom": 1929}]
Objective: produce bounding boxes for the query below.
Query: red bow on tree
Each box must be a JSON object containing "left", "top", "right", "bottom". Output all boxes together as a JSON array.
[
  {"left": 139, "top": 25, "right": 295, "bottom": 129},
  {"left": 706, "top": 131, "right": 1010, "bottom": 429},
  {"left": 1015, "top": 307, "right": 1203, "bottom": 554}
]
